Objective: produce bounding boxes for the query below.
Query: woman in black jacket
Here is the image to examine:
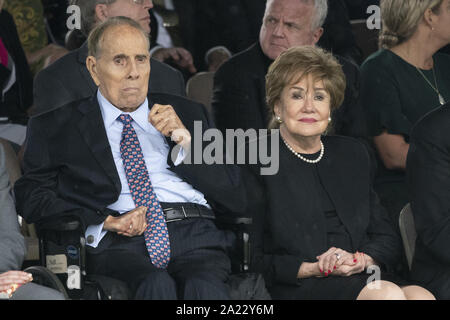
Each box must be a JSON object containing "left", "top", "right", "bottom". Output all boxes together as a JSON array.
[
  {"left": 245, "top": 46, "right": 434, "bottom": 300},
  {"left": 407, "top": 103, "right": 450, "bottom": 300}
]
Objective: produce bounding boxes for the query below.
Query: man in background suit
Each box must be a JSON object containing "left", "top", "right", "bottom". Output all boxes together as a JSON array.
[
  {"left": 212, "top": 0, "right": 365, "bottom": 139},
  {"left": 33, "top": 0, "right": 185, "bottom": 116},
  {"left": 169, "top": 0, "right": 266, "bottom": 72},
  {"left": 15, "top": 17, "right": 246, "bottom": 300},
  {"left": 0, "top": 144, "right": 64, "bottom": 300}
]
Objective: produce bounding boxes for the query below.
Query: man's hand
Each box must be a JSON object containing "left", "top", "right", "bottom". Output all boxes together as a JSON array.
[
  {"left": 0, "top": 271, "right": 33, "bottom": 293},
  {"left": 103, "top": 206, "right": 148, "bottom": 237},
  {"left": 152, "top": 47, "right": 197, "bottom": 74},
  {"left": 149, "top": 104, "right": 191, "bottom": 149}
]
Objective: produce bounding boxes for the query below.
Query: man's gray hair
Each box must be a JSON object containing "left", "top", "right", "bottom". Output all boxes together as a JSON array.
[
  {"left": 264, "top": 0, "right": 328, "bottom": 31},
  {"left": 70, "top": 0, "right": 118, "bottom": 36},
  {"left": 311, "top": 0, "right": 328, "bottom": 30},
  {"left": 88, "top": 16, "right": 149, "bottom": 58}
]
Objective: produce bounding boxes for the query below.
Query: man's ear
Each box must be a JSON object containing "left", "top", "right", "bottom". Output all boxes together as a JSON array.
[
  {"left": 312, "top": 27, "right": 324, "bottom": 45},
  {"left": 86, "top": 56, "right": 100, "bottom": 86},
  {"left": 95, "top": 4, "right": 109, "bottom": 23}
]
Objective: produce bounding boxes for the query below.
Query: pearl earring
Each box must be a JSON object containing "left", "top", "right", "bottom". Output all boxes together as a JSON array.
[
  {"left": 328, "top": 116, "right": 332, "bottom": 122},
  {"left": 276, "top": 116, "right": 283, "bottom": 124}
]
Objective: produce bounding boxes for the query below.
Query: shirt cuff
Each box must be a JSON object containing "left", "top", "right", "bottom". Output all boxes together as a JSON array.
[
  {"left": 85, "top": 223, "right": 107, "bottom": 248},
  {"left": 173, "top": 145, "right": 187, "bottom": 166}
]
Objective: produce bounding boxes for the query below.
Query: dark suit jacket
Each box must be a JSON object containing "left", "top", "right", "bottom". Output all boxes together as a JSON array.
[
  {"left": 212, "top": 42, "right": 366, "bottom": 138},
  {"left": 318, "top": 0, "right": 362, "bottom": 65},
  {"left": 14, "top": 93, "right": 247, "bottom": 250},
  {"left": 244, "top": 135, "right": 401, "bottom": 287},
  {"left": 32, "top": 42, "right": 186, "bottom": 116},
  {"left": 0, "top": 10, "right": 33, "bottom": 123},
  {"left": 407, "top": 103, "right": 450, "bottom": 299},
  {"left": 173, "top": 0, "right": 265, "bottom": 71}
]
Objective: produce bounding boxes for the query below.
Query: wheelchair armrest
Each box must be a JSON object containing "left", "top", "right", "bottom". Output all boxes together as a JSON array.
[
  {"left": 23, "top": 266, "right": 70, "bottom": 300},
  {"left": 39, "top": 217, "right": 81, "bottom": 232},
  {"left": 216, "top": 214, "right": 252, "bottom": 226}
]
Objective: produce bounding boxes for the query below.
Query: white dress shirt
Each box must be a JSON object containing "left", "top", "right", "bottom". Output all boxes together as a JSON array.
[{"left": 85, "top": 90, "right": 208, "bottom": 248}]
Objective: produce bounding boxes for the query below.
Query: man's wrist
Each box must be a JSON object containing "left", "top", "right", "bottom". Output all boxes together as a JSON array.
[{"left": 102, "top": 215, "right": 117, "bottom": 232}]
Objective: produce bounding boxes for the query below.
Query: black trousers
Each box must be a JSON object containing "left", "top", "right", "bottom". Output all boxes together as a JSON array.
[{"left": 87, "top": 218, "right": 232, "bottom": 300}]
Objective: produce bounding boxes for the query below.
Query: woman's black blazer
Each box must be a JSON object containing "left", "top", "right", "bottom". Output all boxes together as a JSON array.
[{"left": 244, "top": 134, "right": 401, "bottom": 287}]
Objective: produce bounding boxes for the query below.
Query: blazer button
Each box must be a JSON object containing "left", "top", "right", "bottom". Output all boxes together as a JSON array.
[{"left": 87, "top": 235, "right": 94, "bottom": 244}]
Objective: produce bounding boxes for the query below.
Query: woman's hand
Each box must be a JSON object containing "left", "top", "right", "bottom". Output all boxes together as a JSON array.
[
  {"left": 316, "top": 247, "right": 355, "bottom": 276},
  {"left": 332, "top": 252, "right": 366, "bottom": 277},
  {"left": 362, "top": 253, "right": 377, "bottom": 269},
  {"left": 0, "top": 271, "right": 33, "bottom": 293}
]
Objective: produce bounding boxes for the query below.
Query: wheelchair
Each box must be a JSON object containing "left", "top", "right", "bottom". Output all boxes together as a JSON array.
[{"left": 35, "top": 212, "right": 253, "bottom": 300}]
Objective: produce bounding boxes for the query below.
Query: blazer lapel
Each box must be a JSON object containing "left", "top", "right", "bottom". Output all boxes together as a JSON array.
[
  {"left": 317, "top": 139, "right": 361, "bottom": 249},
  {"left": 77, "top": 97, "right": 121, "bottom": 193}
]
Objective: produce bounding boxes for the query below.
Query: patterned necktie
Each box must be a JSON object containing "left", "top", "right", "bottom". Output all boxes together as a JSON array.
[{"left": 118, "top": 114, "right": 171, "bottom": 268}]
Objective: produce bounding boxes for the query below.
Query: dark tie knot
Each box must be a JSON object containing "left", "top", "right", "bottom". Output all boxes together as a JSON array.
[{"left": 118, "top": 114, "right": 133, "bottom": 125}]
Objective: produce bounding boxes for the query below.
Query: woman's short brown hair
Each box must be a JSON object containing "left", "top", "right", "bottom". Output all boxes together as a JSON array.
[{"left": 266, "top": 45, "right": 346, "bottom": 129}]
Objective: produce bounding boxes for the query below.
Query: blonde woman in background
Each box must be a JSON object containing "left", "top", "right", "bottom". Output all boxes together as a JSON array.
[{"left": 359, "top": 0, "right": 450, "bottom": 247}]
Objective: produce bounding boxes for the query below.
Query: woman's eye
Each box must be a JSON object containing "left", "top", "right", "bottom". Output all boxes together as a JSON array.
[
  {"left": 292, "top": 93, "right": 303, "bottom": 99},
  {"left": 315, "top": 95, "right": 325, "bottom": 101}
]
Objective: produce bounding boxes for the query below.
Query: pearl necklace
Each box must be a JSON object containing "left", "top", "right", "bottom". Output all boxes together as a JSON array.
[{"left": 282, "top": 138, "right": 324, "bottom": 164}]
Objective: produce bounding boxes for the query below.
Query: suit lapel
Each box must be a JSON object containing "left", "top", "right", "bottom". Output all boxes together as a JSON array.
[{"left": 77, "top": 97, "right": 121, "bottom": 193}]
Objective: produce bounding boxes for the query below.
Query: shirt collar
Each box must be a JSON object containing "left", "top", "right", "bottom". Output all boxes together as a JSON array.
[{"left": 97, "top": 90, "right": 151, "bottom": 132}]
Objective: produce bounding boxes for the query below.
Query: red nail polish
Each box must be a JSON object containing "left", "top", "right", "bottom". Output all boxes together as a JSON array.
[
  {"left": 328, "top": 270, "right": 331, "bottom": 273},
  {"left": 324, "top": 272, "right": 328, "bottom": 276},
  {"left": 320, "top": 269, "right": 323, "bottom": 273},
  {"left": 334, "top": 266, "right": 336, "bottom": 270},
  {"left": 353, "top": 259, "right": 357, "bottom": 263}
]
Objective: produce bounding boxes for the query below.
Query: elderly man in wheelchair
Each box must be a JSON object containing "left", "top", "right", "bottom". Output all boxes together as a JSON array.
[{"left": 14, "top": 16, "right": 253, "bottom": 300}]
